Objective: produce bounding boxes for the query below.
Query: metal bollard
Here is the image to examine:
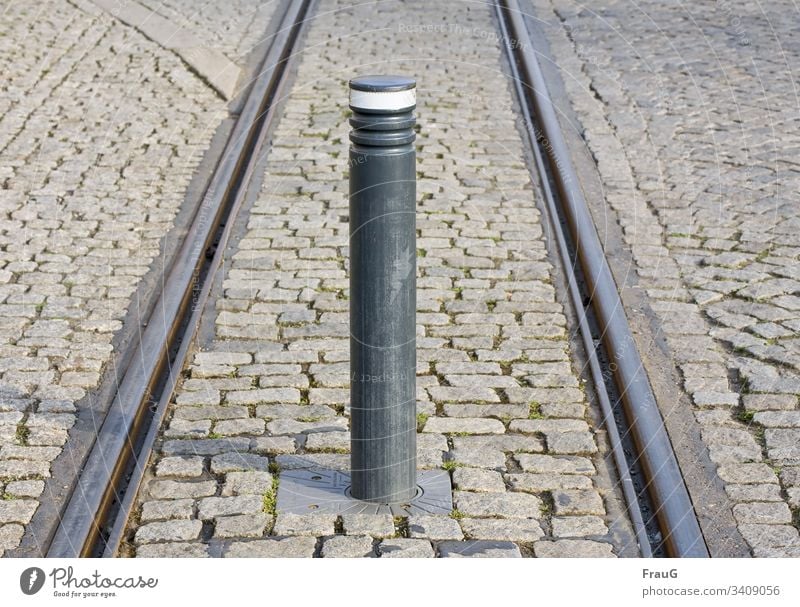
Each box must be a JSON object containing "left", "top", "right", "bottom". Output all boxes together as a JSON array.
[{"left": 348, "top": 75, "right": 417, "bottom": 504}]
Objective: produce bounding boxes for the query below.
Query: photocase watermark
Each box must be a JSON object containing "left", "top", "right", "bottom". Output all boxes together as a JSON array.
[
  {"left": 191, "top": 191, "right": 215, "bottom": 313},
  {"left": 19, "top": 566, "right": 158, "bottom": 600},
  {"left": 598, "top": 331, "right": 638, "bottom": 387},
  {"left": 348, "top": 152, "right": 368, "bottom": 169},
  {"left": 397, "top": 22, "right": 530, "bottom": 51},
  {"left": 517, "top": 114, "right": 574, "bottom": 192},
  {"left": 716, "top": 0, "right": 750, "bottom": 46},
  {"left": 351, "top": 371, "right": 399, "bottom": 383},
  {"left": 20, "top": 567, "right": 46, "bottom": 596},
  {"left": 397, "top": 22, "right": 449, "bottom": 35}
]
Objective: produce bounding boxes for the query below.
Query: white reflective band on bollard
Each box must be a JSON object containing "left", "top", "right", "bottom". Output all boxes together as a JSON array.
[{"left": 349, "top": 75, "right": 416, "bottom": 111}]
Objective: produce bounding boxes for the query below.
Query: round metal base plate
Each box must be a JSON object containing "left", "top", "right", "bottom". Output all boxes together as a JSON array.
[{"left": 276, "top": 468, "right": 452, "bottom": 516}]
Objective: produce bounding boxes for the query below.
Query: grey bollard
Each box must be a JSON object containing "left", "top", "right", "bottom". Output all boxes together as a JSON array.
[{"left": 348, "top": 75, "right": 417, "bottom": 503}]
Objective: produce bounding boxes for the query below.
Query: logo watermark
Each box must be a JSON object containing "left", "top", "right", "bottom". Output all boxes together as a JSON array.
[
  {"left": 20, "top": 567, "right": 46, "bottom": 596},
  {"left": 18, "top": 566, "right": 159, "bottom": 600}
]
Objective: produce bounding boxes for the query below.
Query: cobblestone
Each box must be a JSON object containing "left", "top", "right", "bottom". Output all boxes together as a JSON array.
[
  {"left": 341, "top": 514, "right": 395, "bottom": 538},
  {"left": 162, "top": 438, "right": 250, "bottom": 456},
  {"left": 407, "top": 515, "right": 463, "bottom": 541},
  {"left": 461, "top": 518, "right": 544, "bottom": 543},
  {"left": 0, "top": 524, "right": 24, "bottom": 555},
  {"left": 224, "top": 537, "right": 316, "bottom": 558},
  {"left": 210, "top": 452, "right": 269, "bottom": 474},
  {"left": 3, "top": 480, "right": 44, "bottom": 498},
  {"left": 450, "top": 448, "right": 507, "bottom": 471},
  {"left": 423, "top": 418, "right": 505, "bottom": 435},
  {"left": 149, "top": 480, "right": 217, "bottom": 500},
  {"left": 127, "top": 0, "right": 618, "bottom": 558},
  {"left": 197, "top": 496, "right": 263, "bottom": 520},
  {"left": 725, "top": 485, "right": 783, "bottom": 503},
  {"left": 214, "top": 419, "right": 265, "bottom": 437},
  {"left": 535, "top": 0, "right": 800, "bottom": 555},
  {"left": 506, "top": 473, "right": 593, "bottom": 492},
  {"left": 438, "top": 541, "right": 522, "bottom": 558},
  {"left": 378, "top": 538, "right": 434, "bottom": 558},
  {"left": 321, "top": 535, "right": 374, "bottom": 558},
  {"left": 0, "top": 500, "right": 38, "bottom": 525},
  {"left": 305, "top": 431, "right": 349, "bottom": 453},
  {"left": 732, "top": 503, "right": 793, "bottom": 526},
  {"left": 738, "top": 525, "right": 800, "bottom": 550},
  {"left": 551, "top": 516, "right": 609, "bottom": 538},
  {"left": 454, "top": 492, "right": 543, "bottom": 519},
  {"left": 272, "top": 513, "right": 336, "bottom": 537},
  {"left": 552, "top": 490, "right": 605, "bottom": 516},
  {"left": 213, "top": 514, "right": 272, "bottom": 539},
  {"left": 134, "top": 520, "right": 202, "bottom": 544},
  {"left": 514, "top": 454, "right": 595, "bottom": 475},
  {"left": 221, "top": 471, "right": 273, "bottom": 497},
  {"left": 136, "top": 543, "right": 209, "bottom": 558},
  {"left": 140, "top": 499, "right": 194, "bottom": 523},
  {"left": 452, "top": 468, "right": 506, "bottom": 493},
  {"left": 534, "top": 540, "right": 615, "bottom": 558},
  {"left": 154, "top": 456, "right": 204, "bottom": 478},
  {"left": 0, "top": 0, "right": 262, "bottom": 553}
]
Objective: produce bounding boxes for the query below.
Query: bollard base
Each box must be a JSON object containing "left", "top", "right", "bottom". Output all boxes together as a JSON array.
[{"left": 276, "top": 469, "right": 452, "bottom": 516}]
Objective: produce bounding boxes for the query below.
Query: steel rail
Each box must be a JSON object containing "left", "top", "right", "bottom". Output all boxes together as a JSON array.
[
  {"left": 47, "top": 0, "right": 314, "bottom": 558},
  {"left": 496, "top": 0, "right": 709, "bottom": 557},
  {"left": 493, "top": 2, "right": 652, "bottom": 557}
]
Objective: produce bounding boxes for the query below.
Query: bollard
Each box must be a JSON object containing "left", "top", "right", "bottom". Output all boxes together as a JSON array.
[{"left": 348, "top": 75, "right": 417, "bottom": 504}]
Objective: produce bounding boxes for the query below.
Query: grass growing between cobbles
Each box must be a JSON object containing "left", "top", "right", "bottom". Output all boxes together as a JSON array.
[{"left": 262, "top": 476, "right": 280, "bottom": 515}]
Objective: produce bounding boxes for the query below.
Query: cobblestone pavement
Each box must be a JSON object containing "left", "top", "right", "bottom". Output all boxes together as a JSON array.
[
  {"left": 535, "top": 0, "right": 800, "bottom": 556},
  {"left": 0, "top": 0, "right": 267, "bottom": 555},
  {"left": 136, "top": 0, "right": 277, "bottom": 64},
  {"left": 125, "top": 0, "right": 630, "bottom": 558}
]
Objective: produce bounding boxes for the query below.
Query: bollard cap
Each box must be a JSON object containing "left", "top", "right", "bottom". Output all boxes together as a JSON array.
[{"left": 349, "top": 75, "right": 416, "bottom": 112}]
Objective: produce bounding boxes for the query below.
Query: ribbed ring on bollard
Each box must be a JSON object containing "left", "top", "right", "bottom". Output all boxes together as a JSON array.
[{"left": 348, "top": 75, "right": 418, "bottom": 504}]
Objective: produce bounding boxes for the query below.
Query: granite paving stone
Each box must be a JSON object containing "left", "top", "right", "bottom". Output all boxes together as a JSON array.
[
  {"left": 378, "top": 538, "right": 434, "bottom": 558},
  {"left": 127, "top": 0, "right": 617, "bottom": 558},
  {"left": 213, "top": 514, "right": 273, "bottom": 539},
  {"left": 0, "top": 0, "right": 243, "bottom": 553},
  {"left": 223, "top": 536, "right": 316, "bottom": 558},
  {"left": 407, "top": 515, "right": 464, "bottom": 541},
  {"left": 134, "top": 520, "right": 203, "bottom": 544},
  {"left": 341, "top": 514, "right": 395, "bottom": 538},
  {"left": 140, "top": 499, "right": 195, "bottom": 523},
  {"left": 536, "top": 0, "right": 800, "bottom": 556},
  {"left": 438, "top": 541, "right": 522, "bottom": 558},
  {"left": 533, "top": 540, "right": 615, "bottom": 558},
  {"left": 321, "top": 535, "right": 375, "bottom": 558},
  {"left": 461, "top": 518, "right": 544, "bottom": 543}
]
